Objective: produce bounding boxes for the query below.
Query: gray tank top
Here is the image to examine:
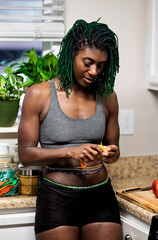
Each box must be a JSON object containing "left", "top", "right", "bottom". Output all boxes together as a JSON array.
[{"left": 40, "top": 80, "right": 106, "bottom": 149}]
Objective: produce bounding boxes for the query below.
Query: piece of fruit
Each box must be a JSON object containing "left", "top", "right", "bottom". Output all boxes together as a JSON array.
[
  {"left": 98, "top": 145, "right": 108, "bottom": 158},
  {"left": 152, "top": 179, "right": 158, "bottom": 191},
  {"left": 80, "top": 160, "right": 86, "bottom": 170},
  {"left": 152, "top": 179, "right": 158, "bottom": 198},
  {"left": 154, "top": 184, "right": 158, "bottom": 198}
]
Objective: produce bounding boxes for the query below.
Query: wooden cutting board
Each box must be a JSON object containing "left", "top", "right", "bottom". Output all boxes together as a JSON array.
[{"left": 116, "top": 188, "right": 158, "bottom": 213}]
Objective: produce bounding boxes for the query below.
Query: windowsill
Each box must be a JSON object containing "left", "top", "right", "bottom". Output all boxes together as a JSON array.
[{"left": 0, "top": 122, "right": 19, "bottom": 133}]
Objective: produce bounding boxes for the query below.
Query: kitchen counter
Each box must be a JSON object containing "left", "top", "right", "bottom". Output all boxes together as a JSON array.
[
  {"left": 114, "top": 177, "right": 157, "bottom": 224},
  {"left": 117, "top": 195, "right": 156, "bottom": 223},
  {"left": 0, "top": 155, "right": 157, "bottom": 225},
  {"left": 108, "top": 154, "right": 158, "bottom": 224},
  {"left": 0, "top": 195, "right": 36, "bottom": 210},
  {"left": 0, "top": 190, "right": 156, "bottom": 224}
]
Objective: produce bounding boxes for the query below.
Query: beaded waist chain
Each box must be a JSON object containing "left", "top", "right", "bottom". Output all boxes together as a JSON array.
[{"left": 46, "top": 163, "right": 104, "bottom": 175}]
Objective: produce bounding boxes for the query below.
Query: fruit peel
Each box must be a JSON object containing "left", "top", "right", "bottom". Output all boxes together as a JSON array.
[
  {"left": 80, "top": 160, "right": 86, "bottom": 170},
  {"left": 98, "top": 145, "right": 108, "bottom": 157}
]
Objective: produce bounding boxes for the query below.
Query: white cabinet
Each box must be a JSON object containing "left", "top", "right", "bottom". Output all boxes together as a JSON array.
[
  {"left": 146, "top": 0, "right": 158, "bottom": 90},
  {"left": 0, "top": 207, "right": 151, "bottom": 240},
  {"left": 0, "top": 208, "right": 36, "bottom": 240},
  {"left": 121, "top": 209, "right": 150, "bottom": 240}
]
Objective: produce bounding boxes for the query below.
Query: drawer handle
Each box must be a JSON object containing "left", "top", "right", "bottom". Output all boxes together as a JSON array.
[{"left": 125, "top": 234, "right": 133, "bottom": 240}]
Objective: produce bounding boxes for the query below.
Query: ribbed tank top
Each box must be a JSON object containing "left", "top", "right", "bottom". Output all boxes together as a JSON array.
[{"left": 40, "top": 80, "right": 106, "bottom": 149}]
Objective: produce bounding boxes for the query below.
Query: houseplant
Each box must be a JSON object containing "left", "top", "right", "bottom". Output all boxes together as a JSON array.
[
  {"left": 0, "top": 49, "right": 58, "bottom": 127},
  {"left": 0, "top": 65, "right": 23, "bottom": 127},
  {"left": 15, "top": 48, "right": 58, "bottom": 91}
]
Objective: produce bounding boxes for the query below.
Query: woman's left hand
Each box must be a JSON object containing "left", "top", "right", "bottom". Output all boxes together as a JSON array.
[{"left": 101, "top": 145, "right": 120, "bottom": 164}]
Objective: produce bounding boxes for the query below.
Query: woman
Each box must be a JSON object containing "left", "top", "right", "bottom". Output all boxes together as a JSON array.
[{"left": 18, "top": 19, "right": 123, "bottom": 240}]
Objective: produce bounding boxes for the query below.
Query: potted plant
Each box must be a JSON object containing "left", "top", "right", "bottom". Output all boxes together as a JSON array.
[
  {"left": 15, "top": 49, "right": 58, "bottom": 92},
  {"left": 0, "top": 49, "right": 58, "bottom": 127},
  {"left": 0, "top": 65, "right": 23, "bottom": 127}
]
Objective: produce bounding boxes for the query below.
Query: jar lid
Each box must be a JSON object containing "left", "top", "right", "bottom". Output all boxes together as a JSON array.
[
  {"left": 0, "top": 162, "right": 17, "bottom": 171},
  {"left": 19, "top": 166, "right": 41, "bottom": 176}
]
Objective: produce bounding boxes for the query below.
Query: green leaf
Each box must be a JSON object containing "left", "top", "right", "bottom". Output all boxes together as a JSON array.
[
  {"left": 4, "top": 66, "right": 14, "bottom": 74},
  {"left": 25, "top": 49, "right": 38, "bottom": 64},
  {"left": 22, "top": 78, "right": 34, "bottom": 87},
  {"left": 10, "top": 62, "right": 19, "bottom": 68},
  {"left": 0, "top": 65, "right": 24, "bottom": 100},
  {"left": 38, "top": 68, "right": 50, "bottom": 81},
  {"left": 9, "top": 74, "right": 16, "bottom": 86},
  {"left": 43, "top": 53, "right": 58, "bottom": 70},
  {"left": 0, "top": 75, "right": 5, "bottom": 87}
]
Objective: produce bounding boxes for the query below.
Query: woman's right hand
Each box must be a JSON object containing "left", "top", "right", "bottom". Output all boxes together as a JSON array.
[{"left": 66, "top": 144, "right": 103, "bottom": 163}]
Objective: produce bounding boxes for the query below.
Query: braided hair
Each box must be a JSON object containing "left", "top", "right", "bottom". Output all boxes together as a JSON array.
[{"left": 57, "top": 19, "right": 119, "bottom": 98}]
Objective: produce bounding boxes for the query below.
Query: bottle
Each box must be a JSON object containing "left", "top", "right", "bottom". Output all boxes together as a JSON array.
[{"left": 148, "top": 215, "right": 158, "bottom": 240}]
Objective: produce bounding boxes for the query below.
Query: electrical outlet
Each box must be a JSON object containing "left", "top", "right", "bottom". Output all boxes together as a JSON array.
[{"left": 119, "top": 109, "right": 134, "bottom": 135}]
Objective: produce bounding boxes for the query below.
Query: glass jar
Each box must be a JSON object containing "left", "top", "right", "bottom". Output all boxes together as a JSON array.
[
  {"left": 19, "top": 166, "right": 41, "bottom": 196},
  {"left": 0, "top": 155, "right": 12, "bottom": 164},
  {"left": 0, "top": 143, "right": 9, "bottom": 155},
  {"left": 0, "top": 163, "right": 19, "bottom": 196},
  {"left": 0, "top": 142, "right": 11, "bottom": 164}
]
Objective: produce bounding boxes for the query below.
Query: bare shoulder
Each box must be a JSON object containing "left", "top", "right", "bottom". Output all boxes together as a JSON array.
[
  {"left": 25, "top": 81, "right": 50, "bottom": 98},
  {"left": 22, "top": 81, "right": 50, "bottom": 114},
  {"left": 101, "top": 91, "right": 119, "bottom": 118},
  {"left": 24, "top": 81, "right": 50, "bottom": 104}
]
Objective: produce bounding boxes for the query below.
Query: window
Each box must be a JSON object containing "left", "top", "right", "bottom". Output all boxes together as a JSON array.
[
  {"left": 0, "top": 0, "right": 65, "bottom": 41},
  {"left": 0, "top": 0, "right": 65, "bottom": 124},
  {"left": 0, "top": 0, "right": 65, "bottom": 73}
]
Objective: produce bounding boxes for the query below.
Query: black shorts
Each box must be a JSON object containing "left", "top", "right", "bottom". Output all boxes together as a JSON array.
[{"left": 35, "top": 178, "right": 121, "bottom": 234}]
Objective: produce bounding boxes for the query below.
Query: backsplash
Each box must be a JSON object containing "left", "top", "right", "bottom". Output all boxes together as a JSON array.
[{"left": 105, "top": 155, "right": 158, "bottom": 179}]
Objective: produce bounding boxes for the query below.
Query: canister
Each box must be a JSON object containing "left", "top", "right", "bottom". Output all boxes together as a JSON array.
[{"left": 19, "top": 166, "right": 41, "bottom": 195}]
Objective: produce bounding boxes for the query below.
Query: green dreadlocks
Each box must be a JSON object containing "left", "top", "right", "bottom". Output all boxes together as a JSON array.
[{"left": 57, "top": 19, "right": 119, "bottom": 98}]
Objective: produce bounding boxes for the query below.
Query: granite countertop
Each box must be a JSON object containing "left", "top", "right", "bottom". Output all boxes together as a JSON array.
[
  {"left": 0, "top": 190, "right": 156, "bottom": 224},
  {"left": 108, "top": 155, "right": 158, "bottom": 224},
  {"left": 0, "top": 155, "right": 157, "bottom": 225},
  {"left": 114, "top": 177, "right": 157, "bottom": 224},
  {"left": 0, "top": 195, "right": 36, "bottom": 210},
  {"left": 117, "top": 195, "right": 156, "bottom": 224}
]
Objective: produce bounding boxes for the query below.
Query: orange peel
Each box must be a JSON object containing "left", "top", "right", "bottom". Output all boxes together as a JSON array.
[
  {"left": 80, "top": 145, "right": 108, "bottom": 169},
  {"left": 98, "top": 145, "right": 108, "bottom": 158},
  {"left": 80, "top": 160, "right": 86, "bottom": 170}
]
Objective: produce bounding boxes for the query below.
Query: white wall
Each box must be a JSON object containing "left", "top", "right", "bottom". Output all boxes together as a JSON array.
[{"left": 66, "top": 0, "right": 158, "bottom": 157}]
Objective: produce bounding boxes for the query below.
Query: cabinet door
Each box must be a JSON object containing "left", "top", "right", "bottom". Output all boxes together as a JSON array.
[
  {"left": 0, "top": 226, "right": 35, "bottom": 240},
  {"left": 121, "top": 212, "right": 150, "bottom": 240},
  {"left": 146, "top": 0, "right": 158, "bottom": 90},
  {"left": 0, "top": 211, "right": 35, "bottom": 240}
]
